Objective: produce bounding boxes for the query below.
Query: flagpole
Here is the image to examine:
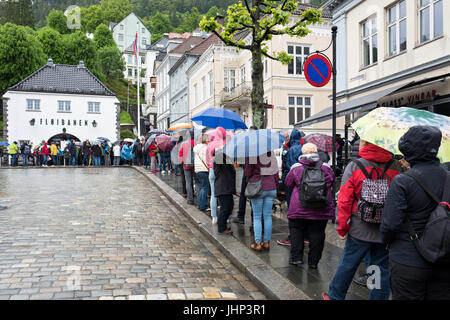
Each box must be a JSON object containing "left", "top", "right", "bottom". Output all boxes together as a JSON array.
[{"left": 136, "top": 22, "right": 141, "bottom": 138}]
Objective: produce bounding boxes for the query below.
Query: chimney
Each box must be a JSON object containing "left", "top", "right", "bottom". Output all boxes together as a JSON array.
[
  {"left": 77, "top": 61, "right": 85, "bottom": 69},
  {"left": 215, "top": 14, "right": 225, "bottom": 25},
  {"left": 47, "top": 58, "right": 54, "bottom": 67}
]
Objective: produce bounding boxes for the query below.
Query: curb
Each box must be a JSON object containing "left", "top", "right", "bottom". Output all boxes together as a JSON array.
[{"left": 133, "top": 166, "right": 311, "bottom": 300}]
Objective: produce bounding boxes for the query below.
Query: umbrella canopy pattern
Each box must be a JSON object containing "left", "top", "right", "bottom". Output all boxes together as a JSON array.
[
  {"left": 167, "top": 123, "right": 193, "bottom": 131},
  {"left": 223, "top": 129, "right": 284, "bottom": 159},
  {"left": 303, "top": 133, "right": 340, "bottom": 153},
  {"left": 156, "top": 134, "right": 173, "bottom": 152},
  {"left": 191, "top": 108, "right": 248, "bottom": 130},
  {"left": 352, "top": 107, "right": 450, "bottom": 162}
]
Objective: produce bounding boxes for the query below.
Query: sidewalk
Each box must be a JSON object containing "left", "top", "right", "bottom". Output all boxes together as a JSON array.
[{"left": 138, "top": 167, "right": 369, "bottom": 300}]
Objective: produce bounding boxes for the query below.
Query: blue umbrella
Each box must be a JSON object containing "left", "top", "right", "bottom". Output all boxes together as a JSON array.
[
  {"left": 223, "top": 129, "right": 284, "bottom": 159},
  {"left": 191, "top": 108, "right": 248, "bottom": 130},
  {"left": 0, "top": 141, "right": 9, "bottom": 146}
]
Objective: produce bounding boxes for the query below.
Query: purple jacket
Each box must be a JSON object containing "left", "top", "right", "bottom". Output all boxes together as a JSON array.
[
  {"left": 285, "top": 154, "right": 335, "bottom": 220},
  {"left": 244, "top": 159, "right": 279, "bottom": 191}
]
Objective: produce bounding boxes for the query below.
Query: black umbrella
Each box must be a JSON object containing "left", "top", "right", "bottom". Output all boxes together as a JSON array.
[{"left": 145, "top": 130, "right": 165, "bottom": 137}]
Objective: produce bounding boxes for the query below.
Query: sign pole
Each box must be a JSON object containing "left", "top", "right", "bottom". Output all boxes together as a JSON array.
[
  {"left": 331, "top": 26, "right": 337, "bottom": 174},
  {"left": 137, "top": 22, "right": 141, "bottom": 138}
]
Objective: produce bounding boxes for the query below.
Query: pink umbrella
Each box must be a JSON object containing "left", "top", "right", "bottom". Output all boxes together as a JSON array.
[{"left": 156, "top": 134, "right": 173, "bottom": 152}]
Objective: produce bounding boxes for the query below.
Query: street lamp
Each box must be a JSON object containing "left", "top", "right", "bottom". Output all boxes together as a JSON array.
[
  {"left": 29, "top": 118, "right": 35, "bottom": 126},
  {"left": 92, "top": 120, "right": 97, "bottom": 127}
]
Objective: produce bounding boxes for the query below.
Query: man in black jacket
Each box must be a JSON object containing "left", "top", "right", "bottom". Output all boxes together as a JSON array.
[{"left": 381, "top": 125, "right": 450, "bottom": 300}]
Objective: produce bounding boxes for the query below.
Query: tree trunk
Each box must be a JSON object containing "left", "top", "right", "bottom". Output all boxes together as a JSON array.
[{"left": 251, "top": 47, "right": 264, "bottom": 129}]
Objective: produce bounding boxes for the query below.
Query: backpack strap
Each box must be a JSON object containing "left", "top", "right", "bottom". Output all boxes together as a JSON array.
[
  {"left": 405, "top": 170, "right": 443, "bottom": 204},
  {"left": 378, "top": 159, "right": 394, "bottom": 181},
  {"left": 354, "top": 159, "right": 371, "bottom": 179}
]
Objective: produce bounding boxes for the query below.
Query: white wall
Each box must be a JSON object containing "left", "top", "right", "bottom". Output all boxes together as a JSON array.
[{"left": 4, "top": 91, "right": 119, "bottom": 147}]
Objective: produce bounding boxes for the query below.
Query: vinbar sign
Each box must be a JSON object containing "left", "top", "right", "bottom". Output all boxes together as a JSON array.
[{"left": 303, "top": 53, "right": 332, "bottom": 87}]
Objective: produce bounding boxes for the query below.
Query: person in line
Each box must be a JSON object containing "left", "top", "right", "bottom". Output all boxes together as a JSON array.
[
  {"left": 285, "top": 143, "right": 335, "bottom": 268},
  {"left": 113, "top": 143, "right": 121, "bottom": 166},
  {"left": 245, "top": 152, "right": 279, "bottom": 251},
  {"left": 179, "top": 130, "right": 198, "bottom": 205},
  {"left": 121, "top": 142, "right": 133, "bottom": 165},
  {"left": 213, "top": 148, "right": 236, "bottom": 235},
  {"left": 322, "top": 140, "right": 403, "bottom": 300},
  {"left": 206, "top": 127, "right": 228, "bottom": 224},
  {"left": 82, "top": 140, "right": 91, "bottom": 166},
  {"left": 278, "top": 129, "right": 304, "bottom": 246},
  {"left": 381, "top": 126, "right": 450, "bottom": 300},
  {"left": 102, "top": 141, "right": 111, "bottom": 166},
  {"left": 194, "top": 132, "right": 210, "bottom": 212},
  {"left": 40, "top": 142, "right": 50, "bottom": 167},
  {"left": 133, "top": 138, "right": 143, "bottom": 166},
  {"left": 22, "top": 142, "right": 31, "bottom": 166},
  {"left": 57, "top": 145, "right": 63, "bottom": 165},
  {"left": 63, "top": 146, "right": 70, "bottom": 166},
  {"left": 149, "top": 138, "right": 159, "bottom": 173},
  {"left": 9, "top": 141, "right": 19, "bottom": 167},
  {"left": 91, "top": 143, "right": 102, "bottom": 166},
  {"left": 68, "top": 140, "right": 77, "bottom": 166},
  {"left": 232, "top": 125, "right": 258, "bottom": 225},
  {"left": 143, "top": 138, "right": 150, "bottom": 168},
  {"left": 0, "top": 146, "right": 4, "bottom": 167},
  {"left": 50, "top": 142, "right": 58, "bottom": 166}
]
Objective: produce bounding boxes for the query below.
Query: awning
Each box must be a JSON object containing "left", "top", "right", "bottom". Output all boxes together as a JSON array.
[{"left": 295, "top": 82, "right": 412, "bottom": 127}]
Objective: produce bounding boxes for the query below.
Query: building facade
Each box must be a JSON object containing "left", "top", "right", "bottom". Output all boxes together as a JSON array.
[
  {"left": 2, "top": 59, "right": 120, "bottom": 147},
  {"left": 298, "top": 0, "right": 449, "bottom": 129}
]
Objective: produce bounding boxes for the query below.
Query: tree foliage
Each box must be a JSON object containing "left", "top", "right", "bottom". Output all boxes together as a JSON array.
[
  {"left": 0, "top": 0, "right": 34, "bottom": 27},
  {"left": 100, "top": 0, "right": 133, "bottom": 25},
  {"left": 93, "top": 23, "right": 116, "bottom": 49},
  {"left": 200, "top": 0, "right": 322, "bottom": 128},
  {"left": 98, "top": 46, "right": 126, "bottom": 78},
  {"left": 47, "top": 9, "right": 69, "bottom": 34},
  {"left": 37, "top": 27, "right": 66, "bottom": 63},
  {"left": 0, "top": 23, "right": 46, "bottom": 94}
]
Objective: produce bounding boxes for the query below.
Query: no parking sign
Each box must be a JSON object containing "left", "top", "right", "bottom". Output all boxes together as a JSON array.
[{"left": 303, "top": 53, "right": 332, "bottom": 87}]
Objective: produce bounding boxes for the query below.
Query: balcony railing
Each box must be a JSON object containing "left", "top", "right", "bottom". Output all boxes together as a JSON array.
[{"left": 220, "top": 81, "right": 252, "bottom": 103}]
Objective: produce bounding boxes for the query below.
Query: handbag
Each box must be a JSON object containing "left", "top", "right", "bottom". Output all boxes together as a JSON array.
[{"left": 245, "top": 178, "right": 262, "bottom": 199}]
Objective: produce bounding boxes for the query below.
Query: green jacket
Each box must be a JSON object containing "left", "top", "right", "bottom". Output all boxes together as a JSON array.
[{"left": 9, "top": 143, "right": 18, "bottom": 155}]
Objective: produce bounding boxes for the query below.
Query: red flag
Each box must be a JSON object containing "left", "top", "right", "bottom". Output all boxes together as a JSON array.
[{"left": 132, "top": 32, "right": 138, "bottom": 58}]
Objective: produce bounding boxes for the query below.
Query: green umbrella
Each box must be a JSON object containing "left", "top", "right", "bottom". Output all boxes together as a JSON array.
[{"left": 351, "top": 107, "right": 450, "bottom": 162}]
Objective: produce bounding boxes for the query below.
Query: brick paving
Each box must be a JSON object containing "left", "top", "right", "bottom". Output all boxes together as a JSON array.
[{"left": 0, "top": 168, "right": 266, "bottom": 300}]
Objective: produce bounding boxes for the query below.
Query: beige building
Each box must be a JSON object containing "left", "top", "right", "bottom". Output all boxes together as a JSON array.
[
  {"left": 186, "top": 4, "right": 342, "bottom": 134},
  {"left": 298, "top": 0, "right": 450, "bottom": 133}
]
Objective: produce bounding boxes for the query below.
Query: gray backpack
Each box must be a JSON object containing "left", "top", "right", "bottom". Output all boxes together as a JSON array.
[{"left": 405, "top": 171, "right": 450, "bottom": 264}]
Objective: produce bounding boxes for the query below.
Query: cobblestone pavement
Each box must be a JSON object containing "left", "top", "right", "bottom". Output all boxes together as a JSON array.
[{"left": 0, "top": 168, "right": 266, "bottom": 300}]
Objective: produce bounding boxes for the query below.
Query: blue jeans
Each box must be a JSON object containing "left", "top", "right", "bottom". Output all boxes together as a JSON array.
[
  {"left": 22, "top": 155, "right": 28, "bottom": 166},
  {"left": 83, "top": 153, "right": 90, "bottom": 166},
  {"left": 161, "top": 152, "right": 171, "bottom": 171},
  {"left": 209, "top": 169, "right": 217, "bottom": 218},
  {"left": 157, "top": 153, "right": 162, "bottom": 171},
  {"left": 52, "top": 155, "right": 56, "bottom": 165},
  {"left": 114, "top": 156, "right": 120, "bottom": 166},
  {"left": 42, "top": 155, "right": 48, "bottom": 166},
  {"left": 328, "top": 235, "right": 390, "bottom": 300},
  {"left": 143, "top": 153, "right": 150, "bottom": 167},
  {"left": 93, "top": 156, "right": 101, "bottom": 166},
  {"left": 250, "top": 189, "right": 276, "bottom": 243},
  {"left": 70, "top": 155, "right": 77, "bottom": 166},
  {"left": 197, "top": 171, "right": 210, "bottom": 211},
  {"left": 11, "top": 154, "right": 17, "bottom": 166}
]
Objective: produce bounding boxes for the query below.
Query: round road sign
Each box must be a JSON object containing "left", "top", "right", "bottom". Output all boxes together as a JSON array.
[{"left": 303, "top": 53, "right": 332, "bottom": 87}]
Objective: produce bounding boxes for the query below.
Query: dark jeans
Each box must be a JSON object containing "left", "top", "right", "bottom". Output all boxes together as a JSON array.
[
  {"left": 237, "top": 173, "right": 247, "bottom": 220},
  {"left": 217, "top": 194, "right": 234, "bottom": 233},
  {"left": 42, "top": 155, "right": 48, "bottom": 166},
  {"left": 180, "top": 165, "right": 187, "bottom": 195},
  {"left": 390, "top": 260, "right": 450, "bottom": 300},
  {"left": 197, "top": 171, "right": 210, "bottom": 211},
  {"left": 11, "top": 154, "right": 17, "bottom": 166},
  {"left": 83, "top": 153, "right": 90, "bottom": 166},
  {"left": 288, "top": 219, "right": 328, "bottom": 265},
  {"left": 161, "top": 152, "right": 171, "bottom": 171},
  {"left": 143, "top": 153, "right": 150, "bottom": 167},
  {"left": 184, "top": 168, "right": 195, "bottom": 202},
  {"left": 70, "top": 155, "right": 77, "bottom": 166},
  {"left": 22, "top": 155, "right": 29, "bottom": 166},
  {"left": 52, "top": 155, "right": 56, "bottom": 165},
  {"left": 328, "top": 235, "right": 390, "bottom": 300}
]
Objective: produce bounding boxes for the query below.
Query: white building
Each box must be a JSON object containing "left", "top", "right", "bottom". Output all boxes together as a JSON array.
[{"left": 2, "top": 59, "right": 120, "bottom": 147}]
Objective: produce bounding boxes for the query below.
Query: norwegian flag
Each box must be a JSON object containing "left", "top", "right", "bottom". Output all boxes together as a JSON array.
[{"left": 132, "top": 32, "right": 138, "bottom": 59}]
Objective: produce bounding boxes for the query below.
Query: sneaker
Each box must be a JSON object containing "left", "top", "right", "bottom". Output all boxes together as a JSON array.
[
  {"left": 352, "top": 274, "right": 368, "bottom": 287},
  {"left": 161, "top": 170, "right": 166, "bottom": 175},
  {"left": 321, "top": 292, "right": 331, "bottom": 300},
  {"left": 304, "top": 239, "right": 310, "bottom": 244},
  {"left": 187, "top": 200, "right": 195, "bottom": 205},
  {"left": 289, "top": 259, "right": 303, "bottom": 266},
  {"left": 212, "top": 217, "right": 218, "bottom": 225},
  {"left": 232, "top": 217, "right": 245, "bottom": 224},
  {"left": 277, "top": 239, "right": 291, "bottom": 246},
  {"left": 308, "top": 264, "right": 318, "bottom": 269}
]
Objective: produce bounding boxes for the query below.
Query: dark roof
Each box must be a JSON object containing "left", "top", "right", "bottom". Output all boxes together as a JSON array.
[
  {"left": 148, "top": 37, "right": 170, "bottom": 51},
  {"left": 294, "top": 3, "right": 333, "bottom": 19},
  {"left": 8, "top": 60, "right": 115, "bottom": 96},
  {"left": 169, "top": 36, "right": 205, "bottom": 54},
  {"left": 186, "top": 34, "right": 222, "bottom": 55},
  {"left": 155, "top": 51, "right": 167, "bottom": 62}
]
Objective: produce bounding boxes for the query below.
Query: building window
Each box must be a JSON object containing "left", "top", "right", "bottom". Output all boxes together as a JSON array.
[
  {"left": 128, "top": 68, "right": 132, "bottom": 76},
  {"left": 142, "top": 38, "right": 146, "bottom": 46},
  {"left": 288, "top": 96, "right": 311, "bottom": 125},
  {"left": 387, "top": 1, "right": 407, "bottom": 56},
  {"left": 201, "top": 76, "right": 206, "bottom": 101},
  {"left": 58, "top": 101, "right": 71, "bottom": 112},
  {"left": 141, "top": 56, "right": 145, "bottom": 65},
  {"left": 208, "top": 71, "right": 213, "bottom": 97},
  {"left": 88, "top": 102, "right": 100, "bottom": 113},
  {"left": 263, "top": 58, "right": 268, "bottom": 79},
  {"left": 120, "top": 25, "right": 123, "bottom": 30},
  {"left": 26, "top": 99, "right": 40, "bottom": 111},
  {"left": 142, "top": 28, "right": 145, "bottom": 34},
  {"left": 287, "top": 45, "right": 310, "bottom": 75},
  {"left": 419, "top": 0, "right": 443, "bottom": 43},
  {"left": 194, "top": 83, "right": 198, "bottom": 106},
  {"left": 224, "top": 68, "right": 236, "bottom": 91},
  {"left": 240, "top": 66, "right": 246, "bottom": 84},
  {"left": 361, "top": 16, "right": 378, "bottom": 67},
  {"left": 128, "top": 55, "right": 133, "bottom": 64},
  {"left": 118, "top": 34, "right": 124, "bottom": 41}
]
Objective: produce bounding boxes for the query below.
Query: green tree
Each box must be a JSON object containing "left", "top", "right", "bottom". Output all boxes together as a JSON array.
[
  {"left": 47, "top": 9, "right": 69, "bottom": 34},
  {"left": 200, "top": 0, "right": 322, "bottom": 128},
  {"left": 94, "top": 23, "right": 116, "bottom": 49},
  {"left": 62, "top": 31, "right": 103, "bottom": 81},
  {"left": 0, "top": 0, "right": 35, "bottom": 27},
  {"left": 80, "top": 5, "right": 105, "bottom": 34},
  {"left": 0, "top": 23, "right": 46, "bottom": 94},
  {"left": 36, "top": 27, "right": 65, "bottom": 63},
  {"left": 181, "top": 7, "right": 202, "bottom": 32},
  {"left": 146, "top": 12, "right": 173, "bottom": 43},
  {"left": 205, "top": 6, "right": 222, "bottom": 19},
  {"left": 98, "top": 46, "right": 125, "bottom": 78},
  {"left": 100, "top": 0, "right": 133, "bottom": 24}
]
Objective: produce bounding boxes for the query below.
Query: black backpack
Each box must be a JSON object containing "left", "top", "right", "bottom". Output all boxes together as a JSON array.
[
  {"left": 298, "top": 161, "right": 329, "bottom": 209},
  {"left": 405, "top": 171, "right": 450, "bottom": 264},
  {"left": 355, "top": 159, "right": 393, "bottom": 224}
]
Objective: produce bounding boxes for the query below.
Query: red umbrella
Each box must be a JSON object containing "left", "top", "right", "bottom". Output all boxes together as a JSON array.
[
  {"left": 156, "top": 134, "right": 173, "bottom": 152},
  {"left": 303, "top": 133, "right": 340, "bottom": 153}
]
